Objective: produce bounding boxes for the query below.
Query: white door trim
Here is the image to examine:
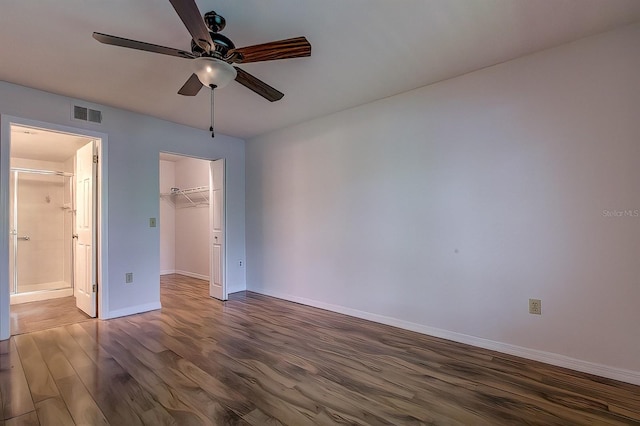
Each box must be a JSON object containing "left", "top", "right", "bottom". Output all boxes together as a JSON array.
[{"left": 0, "top": 115, "right": 109, "bottom": 339}]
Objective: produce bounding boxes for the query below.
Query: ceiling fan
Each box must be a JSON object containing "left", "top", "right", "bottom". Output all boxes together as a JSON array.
[{"left": 93, "top": 0, "right": 311, "bottom": 134}]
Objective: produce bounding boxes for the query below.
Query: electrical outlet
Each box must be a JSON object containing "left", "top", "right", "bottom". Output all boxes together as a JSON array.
[
  {"left": 529, "top": 298, "right": 541, "bottom": 315},
  {"left": 239, "top": 260, "right": 243, "bottom": 267},
  {"left": 125, "top": 272, "right": 133, "bottom": 284},
  {"left": 149, "top": 217, "right": 157, "bottom": 227}
]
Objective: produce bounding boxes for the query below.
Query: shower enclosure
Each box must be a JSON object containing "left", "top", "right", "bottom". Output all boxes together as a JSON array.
[{"left": 9, "top": 167, "right": 74, "bottom": 304}]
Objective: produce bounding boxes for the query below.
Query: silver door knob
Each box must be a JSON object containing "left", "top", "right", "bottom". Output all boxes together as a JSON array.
[{"left": 17, "top": 235, "right": 30, "bottom": 241}]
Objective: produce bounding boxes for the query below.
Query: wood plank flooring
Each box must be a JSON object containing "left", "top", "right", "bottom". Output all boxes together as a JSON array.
[
  {"left": 1, "top": 273, "right": 638, "bottom": 425},
  {"left": 10, "top": 297, "right": 92, "bottom": 335}
]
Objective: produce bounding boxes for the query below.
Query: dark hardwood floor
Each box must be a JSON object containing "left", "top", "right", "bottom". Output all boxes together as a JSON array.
[
  {"left": 1, "top": 273, "right": 638, "bottom": 425},
  {"left": 10, "top": 296, "right": 92, "bottom": 335}
]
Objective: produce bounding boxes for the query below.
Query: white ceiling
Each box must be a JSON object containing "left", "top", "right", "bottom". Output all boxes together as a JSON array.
[
  {"left": 11, "top": 125, "right": 93, "bottom": 162},
  {"left": 1, "top": 1, "right": 639, "bottom": 140}
]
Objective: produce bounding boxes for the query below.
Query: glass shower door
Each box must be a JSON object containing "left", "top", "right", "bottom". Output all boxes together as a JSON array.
[{"left": 10, "top": 170, "right": 72, "bottom": 295}]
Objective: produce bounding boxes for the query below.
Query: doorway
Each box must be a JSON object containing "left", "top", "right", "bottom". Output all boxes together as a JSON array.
[
  {"left": 3, "top": 121, "right": 103, "bottom": 335},
  {"left": 159, "top": 153, "right": 226, "bottom": 301}
]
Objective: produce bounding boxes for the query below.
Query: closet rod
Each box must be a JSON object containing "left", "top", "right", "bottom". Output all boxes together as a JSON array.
[{"left": 10, "top": 167, "right": 73, "bottom": 177}]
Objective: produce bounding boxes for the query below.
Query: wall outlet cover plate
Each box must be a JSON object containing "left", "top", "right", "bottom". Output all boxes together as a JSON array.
[{"left": 529, "top": 298, "right": 542, "bottom": 315}]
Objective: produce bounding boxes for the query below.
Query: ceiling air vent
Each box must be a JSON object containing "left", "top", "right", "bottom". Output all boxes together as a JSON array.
[{"left": 73, "top": 105, "right": 103, "bottom": 124}]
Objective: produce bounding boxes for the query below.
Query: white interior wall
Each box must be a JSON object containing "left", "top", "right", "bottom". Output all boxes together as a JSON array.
[
  {"left": 246, "top": 23, "right": 640, "bottom": 383},
  {"left": 159, "top": 159, "right": 176, "bottom": 274},
  {"left": 0, "top": 81, "right": 246, "bottom": 337},
  {"left": 174, "top": 157, "right": 210, "bottom": 280}
]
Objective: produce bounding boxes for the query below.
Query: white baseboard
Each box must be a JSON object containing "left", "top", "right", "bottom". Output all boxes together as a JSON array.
[
  {"left": 106, "top": 301, "right": 161, "bottom": 319},
  {"left": 174, "top": 270, "right": 209, "bottom": 281},
  {"left": 160, "top": 269, "right": 175, "bottom": 276},
  {"left": 255, "top": 289, "right": 640, "bottom": 386}
]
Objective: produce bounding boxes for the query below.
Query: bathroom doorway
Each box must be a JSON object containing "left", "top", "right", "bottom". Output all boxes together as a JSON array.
[{"left": 8, "top": 124, "right": 98, "bottom": 334}]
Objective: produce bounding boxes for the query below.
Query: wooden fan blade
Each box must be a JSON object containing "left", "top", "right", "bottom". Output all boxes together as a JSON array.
[
  {"left": 178, "top": 73, "right": 203, "bottom": 96},
  {"left": 230, "top": 37, "right": 311, "bottom": 64},
  {"left": 93, "top": 32, "right": 195, "bottom": 58},
  {"left": 234, "top": 67, "right": 283, "bottom": 102},
  {"left": 168, "top": 0, "right": 213, "bottom": 52}
]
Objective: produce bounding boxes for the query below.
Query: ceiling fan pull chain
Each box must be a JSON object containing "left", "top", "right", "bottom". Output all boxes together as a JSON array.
[{"left": 210, "top": 84, "right": 217, "bottom": 138}]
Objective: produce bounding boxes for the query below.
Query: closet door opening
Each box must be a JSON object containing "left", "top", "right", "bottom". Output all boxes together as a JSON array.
[{"left": 159, "top": 153, "right": 226, "bottom": 301}]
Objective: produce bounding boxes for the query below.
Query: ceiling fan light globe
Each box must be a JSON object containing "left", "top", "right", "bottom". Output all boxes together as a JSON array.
[{"left": 193, "top": 57, "right": 236, "bottom": 88}]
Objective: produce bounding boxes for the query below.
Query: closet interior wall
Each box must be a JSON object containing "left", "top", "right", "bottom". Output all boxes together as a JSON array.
[{"left": 159, "top": 160, "right": 176, "bottom": 275}]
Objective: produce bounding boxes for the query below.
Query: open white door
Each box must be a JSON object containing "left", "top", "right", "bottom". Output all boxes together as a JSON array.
[
  {"left": 74, "top": 141, "right": 97, "bottom": 317},
  {"left": 209, "top": 159, "right": 226, "bottom": 300}
]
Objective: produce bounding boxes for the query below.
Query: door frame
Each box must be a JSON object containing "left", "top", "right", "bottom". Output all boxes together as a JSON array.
[
  {"left": 0, "top": 115, "right": 109, "bottom": 339},
  {"left": 158, "top": 152, "right": 226, "bottom": 300}
]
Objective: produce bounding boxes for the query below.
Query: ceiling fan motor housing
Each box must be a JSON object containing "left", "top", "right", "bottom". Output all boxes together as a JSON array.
[{"left": 190, "top": 31, "right": 235, "bottom": 59}]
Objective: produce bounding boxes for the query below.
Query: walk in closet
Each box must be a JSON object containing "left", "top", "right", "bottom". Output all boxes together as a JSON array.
[{"left": 159, "top": 154, "right": 211, "bottom": 280}]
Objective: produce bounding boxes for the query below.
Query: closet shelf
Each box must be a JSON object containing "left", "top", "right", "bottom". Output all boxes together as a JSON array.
[{"left": 160, "top": 186, "right": 209, "bottom": 207}]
